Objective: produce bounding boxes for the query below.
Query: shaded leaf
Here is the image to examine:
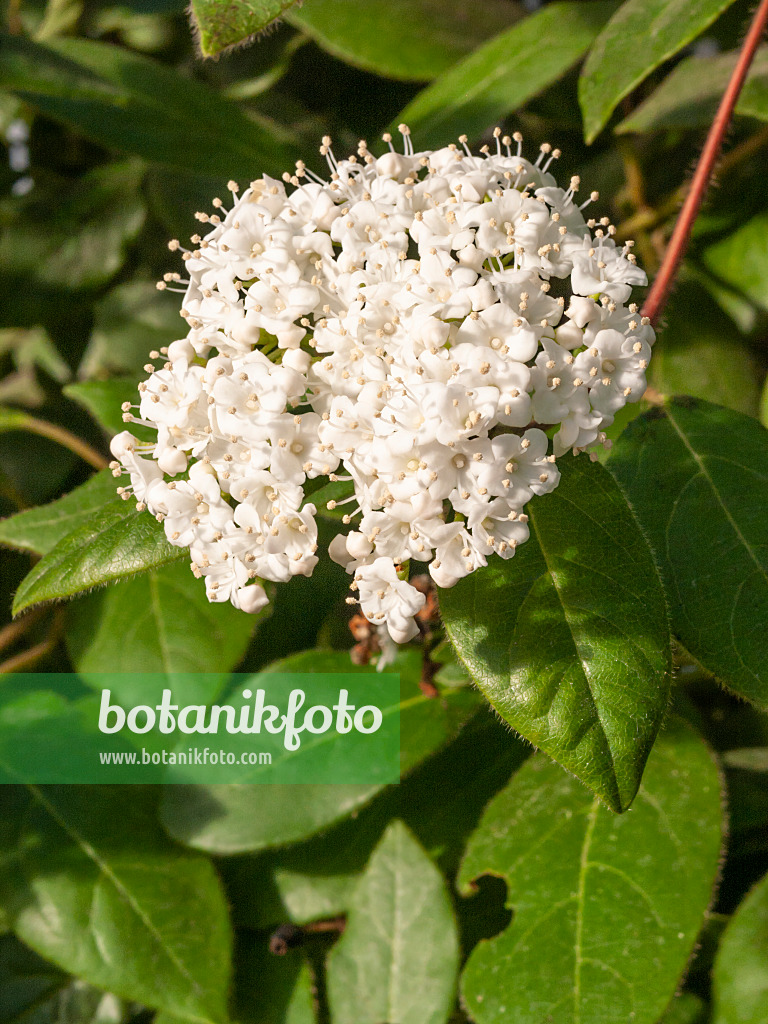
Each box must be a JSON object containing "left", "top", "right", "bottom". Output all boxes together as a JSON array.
[
  {"left": 607, "top": 398, "right": 768, "bottom": 709},
  {"left": 617, "top": 47, "right": 768, "bottom": 133},
  {"left": 459, "top": 717, "right": 723, "bottom": 1024},
  {"left": 65, "top": 557, "right": 257, "bottom": 675},
  {"left": 0, "top": 934, "right": 68, "bottom": 1024},
  {"left": 326, "top": 821, "right": 459, "bottom": 1024},
  {"left": 160, "top": 648, "right": 479, "bottom": 854},
  {"left": 0, "top": 33, "right": 296, "bottom": 180},
  {"left": 190, "top": 0, "right": 298, "bottom": 58},
  {"left": 0, "top": 162, "right": 145, "bottom": 292},
  {"left": 0, "top": 469, "right": 118, "bottom": 555},
  {"left": 440, "top": 454, "right": 671, "bottom": 813},
  {"left": 658, "top": 993, "right": 707, "bottom": 1024},
  {"left": 64, "top": 379, "right": 142, "bottom": 438},
  {"left": 232, "top": 932, "right": 316, "bottom": 1024},
  {"left": 0, "top": 787, "right": 232, "bottom": 1022},
  {"left": 702, "top": 211, "right": 768, "bottom": 313},
  {"left": 713, "top": 871, "right": 768, "bottom": 1024},
  {"left": 579, "top": 0, "right": 741, "bottom": 143},
  {"left": 223, "top": 707, "right": 524, "bottom": 929},
  {"left": 397, "top": 2, "right": 614, "bottom": 148},
  {"left": 289, "top": 0, "right": 516, "bottom": 83},
  {"left": 12, "top": 500, "right": 185, "bottom": 615},
  {"left": 648, "top": 281, "right": 762, "bottom": 417},
  {"left": 78, "top": 281, "right": 181, "bottom": 382}
]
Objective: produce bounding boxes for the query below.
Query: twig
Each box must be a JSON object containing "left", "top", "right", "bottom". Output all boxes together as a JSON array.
[
  {"left": 0, "top": 609, "right": 65, "bottom": 673},
  {"left": 0, "top": 606, "right": 46, "bottom": 655},
  {"left": 643, "top": 0, "right": 768, "bottom": 326},
  {"left": 23, "top": 416, "right": 108, "bottom": 471}
]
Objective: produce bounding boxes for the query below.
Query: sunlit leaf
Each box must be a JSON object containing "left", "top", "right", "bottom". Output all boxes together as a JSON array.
[
  {"left": 460, "top": 717, "right": 723, "bottom": 1024},
  {"left": 326, "top": 821, "right": 459, "bottom": 1024},
  {"left": 579, "top": 0, "right": 742, "bottom": 143},
  {"left": 440, "top": 454, "right": 671, "bottom": 813},
  {"left": 397, "top": 2, "right": 614, "bottom": 147}
]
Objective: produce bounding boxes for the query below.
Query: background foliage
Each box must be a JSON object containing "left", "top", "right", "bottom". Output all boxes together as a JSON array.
[{"left": 1, "top": 0, "right": 768, "bottom": 1022}]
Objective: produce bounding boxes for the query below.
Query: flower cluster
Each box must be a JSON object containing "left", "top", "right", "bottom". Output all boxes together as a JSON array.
[{"left": 110, "top": 127, "right": 654, "bottom": 645}]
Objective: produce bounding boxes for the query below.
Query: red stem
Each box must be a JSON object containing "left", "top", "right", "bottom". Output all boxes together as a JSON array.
[{"left": 642, "top": 0, "right": 768, "bottom": 326}]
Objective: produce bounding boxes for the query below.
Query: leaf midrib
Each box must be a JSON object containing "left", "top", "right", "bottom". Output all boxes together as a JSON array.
[
  {"left": 665, "top": 405, "right": 768, "bottom": 585},
  {"left": 24, "top": 785, "right": 217, "bottom": 1024},
  {"left": 528, "top": 507, "right": 619, "bottom": 805}
]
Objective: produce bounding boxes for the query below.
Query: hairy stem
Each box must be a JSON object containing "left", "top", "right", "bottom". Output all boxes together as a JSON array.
[{"left": 643, "top": 0, "right": 768, "bottom": 326}]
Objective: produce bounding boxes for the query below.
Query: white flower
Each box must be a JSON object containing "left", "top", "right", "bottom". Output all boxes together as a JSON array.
[{"left": 112, "top": 127, "right": 653, "bottom": 646}]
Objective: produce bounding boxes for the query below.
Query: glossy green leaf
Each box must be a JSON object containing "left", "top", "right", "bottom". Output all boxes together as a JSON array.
[
  {"left": 190, "top": 0, "right": 298, "bottom": 57},
  {"left": 12, "top": 500, "right": 186, "bottom": 615},
  {"left": 607, "top": 398, "right": 768, "bottom": 709},
  {"left": 64, "top": 379, "right": 142, "bottom": 438},
  {"left": 223, "top": 708, "right": 524, "bottom": 929},
  {"left": 78, "top": 281, "right": 181, "bottom": 382},
  {"left": 579, "top": 0, "right": 741, "bottom": 143},
  {"left": 66, "top": 557, "right": 257, "bottom": 675},
  {"left": 0, "top": 162, "right": 145, "bottom": 292},
  {"left": 0, "top": 786, "right": 232, "bottom": 1022},
  {"left": 459, "top": 717, "right": 723, "bottom": 1024},
  {"left": 617, "top": 47, "right": 768, "bottom": 133},
  {"left": 702, "top": 212, "right": 768, "bottom": 313},
  {"left": 648, "top": 282, "right": 761, "bottom": 417},
  {"left": 288, "top": 0, "right": 516, "bottom": 83},
  {"left": 326, "top": 821, "right": 459, "bottom": 1024},
  {"left": 0, "top": 33, "right": 296, "bottom": 180},
  {"left": 397, "top": 2, "right": 614, "bottom": 148},
  {"left": 160, "top": 648, "right": 479, "bottom": 854},
  {"left": 440, "top": 454, "right": 671, "bottom": 813},
  {"left": 0, "top": 470, "right": 118, "bottom": 556},
  {"left": 713, "top": 871, "right": 768, "bottom": 1024}
]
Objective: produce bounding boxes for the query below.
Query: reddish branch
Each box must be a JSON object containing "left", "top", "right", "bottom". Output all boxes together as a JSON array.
[{"left": 642, "top": 0, "right": 768, "bottom": 326}]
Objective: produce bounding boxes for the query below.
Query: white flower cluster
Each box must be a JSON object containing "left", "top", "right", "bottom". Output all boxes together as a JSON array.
[{"left": 110, "top": 127, "right": 654, "bottom": 645}]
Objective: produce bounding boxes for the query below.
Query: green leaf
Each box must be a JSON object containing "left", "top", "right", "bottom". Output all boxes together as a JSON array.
[
  {"left": 0, "top": 934, "right": 68, "bottom": 1024},
  {"left": 64, "top": 379, "right": 141, "bottom": 438},
  {"left": 160, "top": 648, "right": 479, "bottom": 854},
  {"left": 0, "top": 470, "right": 118, "bottom": 556},
  {"left": 579, "top": 0, "right": 741, "bottom": 143},
  {"left": 616, "top": 47, "right": 768, "bottom": 133},
  {"left": 288, "top": 0, "right": 516, "bottom": 83},
  {"left": 223, "top": 707, "right": 524, "bottom": 929},
  {"left": 231, "top": 933, "right": 316, "bottom": 1024},
  {"left": 396, "top": 2, "right": 615, "bottom": 148},
  {"left": 66, "top": 558, "right": 257, "bottom": 675},
  {"left": 440, "top": 454, "right": 671, "bottom": 813},
  {"left": 702, "top": 211, "right": 768, "bottom": 313},
  {"left": 0, "top": 33, "right": 296, "bottom": 180},
  {"left": 459, "top": 717, "right": 723, "bottom": 1024},
  {"left": 12, "top": 500, "right": 186, "bottom": 615},
  {"left": 0, "top": 162, "right": 145, "bottom": 292},
  {"left": 648, "top": 281, "right": 762, "bottom": 418},
  {"left": 713, "top": 871, "right": 768, "bottom": 1024},
  {"left": 659, "top": 993, "right": 707, "bottom": 1024},
  {"left": 607, "top": 397, "right": 768, "bottom": 710},
  {"left": 190, "top": 0, "right": 298, "bottom": 57},
  {"left": 78, "top": 281, "right": 181, "bottom": 382},
  {"left": 326, "top": 821, "right": 459, "bottom": 1024},
  {"left": 0, "top": 786, "right": 232, "bottom": 1022}
]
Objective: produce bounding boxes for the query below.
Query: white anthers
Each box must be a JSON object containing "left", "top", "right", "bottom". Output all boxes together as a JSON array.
[{"left": 112, "top": 129, "right": 653, "bottom": 647}]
